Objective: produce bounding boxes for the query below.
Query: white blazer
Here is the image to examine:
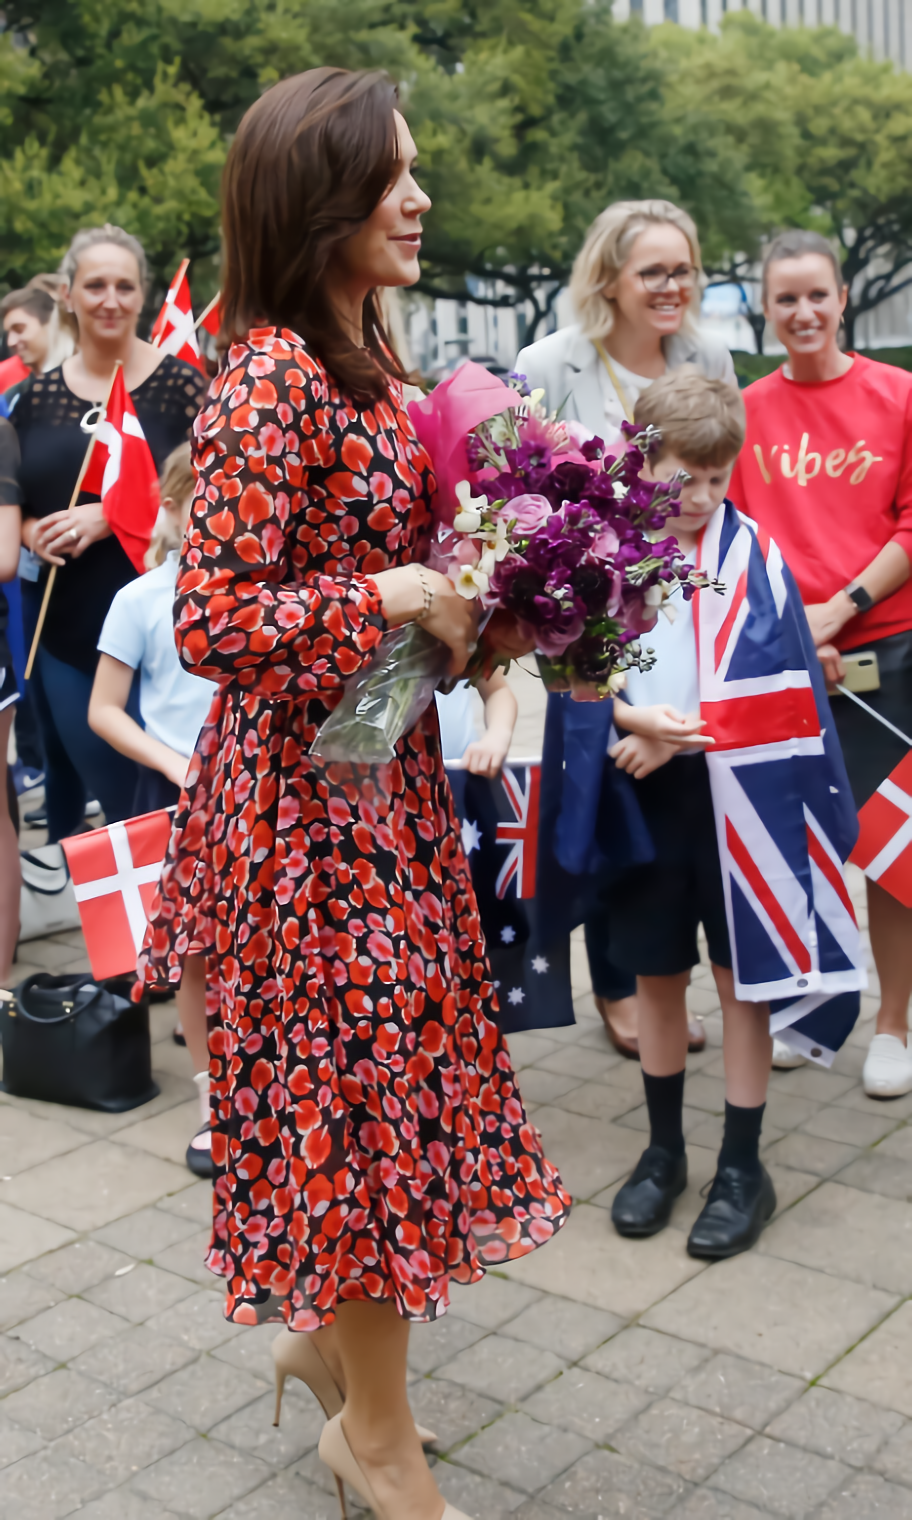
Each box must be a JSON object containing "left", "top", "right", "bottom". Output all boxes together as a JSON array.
[{"left": 515, "top": 324, "right": 737, "bottom": 435}]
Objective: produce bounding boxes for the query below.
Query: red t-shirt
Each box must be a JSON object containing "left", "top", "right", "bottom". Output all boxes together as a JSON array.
[
  {"left": 0, "top": 354, "right": 28, "bottom": 392},
  {"left": 729, "top": 355, "right": 912, "bottom": 650}
]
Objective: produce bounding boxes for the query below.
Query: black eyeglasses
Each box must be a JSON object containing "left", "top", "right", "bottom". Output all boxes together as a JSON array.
[{"left": 637, "top": 264, "right": 698, "bottom": 293}]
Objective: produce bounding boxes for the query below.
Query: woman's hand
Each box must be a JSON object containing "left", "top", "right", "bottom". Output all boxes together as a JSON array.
[
  {"left": 373, "top": 565, "right": 479, "bottom": 675},
  {"left": 29, "top": 502, "right": 112, "bottom": 565},
  {"left": 817, "top": 642, "right": 846, "bottom": 686}
]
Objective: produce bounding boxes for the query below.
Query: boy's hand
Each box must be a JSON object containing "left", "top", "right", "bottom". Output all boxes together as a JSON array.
[
  {"left": 610, "top": 733, "right": 680, "bottom": 779},
  {"left": 633, "top": 704, "right": 713, "bottom": 746},
  {"left": 462, "top": 728, "right": 511, "bottom": 778}
]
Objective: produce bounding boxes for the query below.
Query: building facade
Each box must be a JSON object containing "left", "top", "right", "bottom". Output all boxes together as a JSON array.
[{"left": 611, "top": 0, "right": 911, "bottom": 70}]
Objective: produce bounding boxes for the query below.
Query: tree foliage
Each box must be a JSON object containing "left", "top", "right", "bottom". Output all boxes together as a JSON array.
[{"left": 2, "top": 3, "right": 912, "bottom": 345}]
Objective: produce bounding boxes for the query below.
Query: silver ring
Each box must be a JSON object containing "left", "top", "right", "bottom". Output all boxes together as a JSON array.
[{"left": 68, "top": 527, "right": 78, "bottom": 541}]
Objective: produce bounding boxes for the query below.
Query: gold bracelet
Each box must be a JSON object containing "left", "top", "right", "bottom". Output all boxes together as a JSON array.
[{"left": 414, "top": 565, "right": 434, "bottom": 622}]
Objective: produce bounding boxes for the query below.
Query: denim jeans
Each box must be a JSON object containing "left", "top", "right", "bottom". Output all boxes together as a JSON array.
[{"left": 31, "top": 646, "right": 139, "bottom": 842}]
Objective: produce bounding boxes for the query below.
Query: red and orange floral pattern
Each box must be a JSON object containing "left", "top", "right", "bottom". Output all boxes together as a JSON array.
[{"left": 139, "top": 328, "right": 569, "bottom": 1326}]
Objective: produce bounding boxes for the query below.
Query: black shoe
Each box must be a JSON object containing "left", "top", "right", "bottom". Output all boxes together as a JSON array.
[
  {"left": 687, "top": 1162, "right": 776, "bottom": 1259},
  {"left": 186, "top": 1128, "right": 215, "bottom": 1178},
  {"left": 612, "top": 1146, "right": 687, "bottom": 1237}
]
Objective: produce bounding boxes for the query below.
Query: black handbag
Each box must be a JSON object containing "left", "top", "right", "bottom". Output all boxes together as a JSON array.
[{"left": 0, "top": 974, "right": 160, "bottom": 1112}]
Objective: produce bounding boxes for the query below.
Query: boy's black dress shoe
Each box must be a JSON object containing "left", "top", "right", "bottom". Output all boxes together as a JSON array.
[
  {"left": 612, "top": 1146, "right": 687, "bottom": 1236},
  {"left": 686, "top": 1163, "right": 776, "bottom": 1259}
]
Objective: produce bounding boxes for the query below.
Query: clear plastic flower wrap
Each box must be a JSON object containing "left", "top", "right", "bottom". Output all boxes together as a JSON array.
[{"left": 309, "top": 623, "right": 452, "bottom": 764}]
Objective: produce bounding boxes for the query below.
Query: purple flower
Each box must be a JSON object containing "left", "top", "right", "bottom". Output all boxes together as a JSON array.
[{"left": 542, "top": 458, "right": 593, "bottom": 509}]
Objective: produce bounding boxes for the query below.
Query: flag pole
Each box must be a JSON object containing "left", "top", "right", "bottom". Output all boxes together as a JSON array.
[
  {"left": 24, "top": 361, "right": 123, "bottom": 681},
  {"left": 835, "top": 685, "right": 912, "bottom": 749},
  {"left": 151, "top": 258, "right": 189, "bottom": 350},
  {"left": 194, "top": 291, "right": 221, "bottom": 335}
]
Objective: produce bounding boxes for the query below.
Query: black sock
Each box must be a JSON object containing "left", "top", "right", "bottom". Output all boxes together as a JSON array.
[
  {"left": 642, "top": 1069, "right": 686, "bottom": 1157},
  {"left": 718, "top": 1101, "right": 765, "bottom": 1175}
]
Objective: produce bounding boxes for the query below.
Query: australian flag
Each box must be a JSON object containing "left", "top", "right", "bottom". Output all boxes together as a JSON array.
[
  {"left": 447, "top": 761, "right": 575, "bottom": 1034},
  {"left": 697, "top": 503, "right": 866, "bottom": 1064}
]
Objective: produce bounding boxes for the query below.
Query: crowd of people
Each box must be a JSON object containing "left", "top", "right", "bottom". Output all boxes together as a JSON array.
[{"left": 0, "top": 61, "right": 910, "bottom": 1520}]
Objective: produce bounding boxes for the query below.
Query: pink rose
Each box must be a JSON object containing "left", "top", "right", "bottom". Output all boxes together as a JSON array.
[{"left": 497, "top": 494, "right": 552, "bottom": 534}]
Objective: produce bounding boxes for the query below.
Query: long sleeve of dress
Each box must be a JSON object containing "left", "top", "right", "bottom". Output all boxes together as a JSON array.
[{"left": 175, "top": 333, "right": 387, "bottom": 697}]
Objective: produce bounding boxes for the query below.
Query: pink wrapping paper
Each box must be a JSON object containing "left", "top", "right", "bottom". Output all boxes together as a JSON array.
[{"left": 408, "top": 362, "right": 518, "bottom": 525}]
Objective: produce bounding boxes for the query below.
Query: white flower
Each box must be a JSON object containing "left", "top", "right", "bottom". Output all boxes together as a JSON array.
[
  {"left": 644, "top": 584, "right": 666, "bottom": 606},
  {"left": 453, "top": 562, "right": 490, "bottom": 599},
  {"left": 453, "top": 509, "right": 483, "bottom": 533},
  {"left": 479, "top": 547, "right": 497, "bottom": 577},
  {"left": 607, "top": 671, "right": 628, "bottom": 695},
  {"left": 612, "top": 480, "right": 629, "bottom": 500},
  {"left": 529, "top": 387, "right": 545, "bottom": 408},
  {"left": 481, "top": 516, "right": 510, "bottom": 562}
]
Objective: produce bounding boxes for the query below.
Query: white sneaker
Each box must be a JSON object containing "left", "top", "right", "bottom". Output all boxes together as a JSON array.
[
  {"left": 772, "top": 1038, "right": 806, "bottom": 1070},
  {"left": 863, "top": 1034, "right": 912, "bottom": 1098}
]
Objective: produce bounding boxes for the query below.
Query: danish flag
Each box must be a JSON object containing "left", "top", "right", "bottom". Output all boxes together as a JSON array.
[
  {"left": 150, "top": 259, "right": 203, "bottom": 369},
  {"left": 61, "top": 811, "right": 172, "bottom": 981},
  {"left": 81, "top": 364, "right": 160, "bottom": 573},
  {"left": 850, "top": 751, "right": 912, "bottom": 907},
  {"left": 495, "top": 764, "right": 540, "bottom": 899},
  {"left": 693, "top": 503, "right": 865, "bottom": 1060}
]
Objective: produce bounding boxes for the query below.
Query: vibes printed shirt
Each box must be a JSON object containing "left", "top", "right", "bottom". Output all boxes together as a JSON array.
[{"left": 729, "top": 355, "right": 912, "bottom": 650}]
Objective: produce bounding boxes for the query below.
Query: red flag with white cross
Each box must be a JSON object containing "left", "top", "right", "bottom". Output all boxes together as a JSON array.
[
  {"left": 61, "top": 811, "right": 172, "bottom": 980},
  {"left": 850, "top": 751, "right": 912, "bottom": 908},
  {"left": 81, "top": 365, "right": 161, "bottom": 573},
  {"left": 150, "top": 259, "right": 203, "bottom": 369}
]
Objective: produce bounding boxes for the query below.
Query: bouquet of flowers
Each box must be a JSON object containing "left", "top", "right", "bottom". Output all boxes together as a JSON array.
[{"left": 309, "top": 363, "right": 719, "bottom": 764}]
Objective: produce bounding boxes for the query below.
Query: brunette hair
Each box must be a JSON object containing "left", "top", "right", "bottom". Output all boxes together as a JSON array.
[
  {"left": 145, "top": 443, "right": 195, "bottom": 569},
  {"left": 762, "top": 230, "right": 844, "bottom": 301},
  {"left": 220, "top": 67, "right": 406, "bottom": 400},
  {"left": 0, "top": 287, "right": 55, "bottom": 325},
  {"left": 634, "top": 370, "right": 745, "bottom": 468},
  {"left": 570, "top": 199, "right": 703, "bottom": 342}
]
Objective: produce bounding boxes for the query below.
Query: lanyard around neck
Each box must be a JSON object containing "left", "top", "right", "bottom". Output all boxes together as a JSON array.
[{"left": 594, "top": 339, "right": 635, "bottom": 423}]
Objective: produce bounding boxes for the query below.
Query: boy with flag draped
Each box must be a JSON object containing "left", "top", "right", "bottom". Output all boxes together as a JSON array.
[{"left": 604, "top": 371, "right": 865, "bottom": 1258}]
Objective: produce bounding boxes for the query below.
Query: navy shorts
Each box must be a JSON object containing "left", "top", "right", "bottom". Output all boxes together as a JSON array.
[{"left": 604, "top": 753, "right": 731, "bottom": 977}]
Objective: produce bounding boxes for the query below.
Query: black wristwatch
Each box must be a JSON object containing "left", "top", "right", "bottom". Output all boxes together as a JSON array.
[{"left": 845, "top": 581, "right": 875, "bottom": 614}]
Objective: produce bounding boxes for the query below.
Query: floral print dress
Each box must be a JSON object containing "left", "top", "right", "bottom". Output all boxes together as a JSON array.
[{"left": 139, "top": 328, "right": 570, "bottom": 1328}]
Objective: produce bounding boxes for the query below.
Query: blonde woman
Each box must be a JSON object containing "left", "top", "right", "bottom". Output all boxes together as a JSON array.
[
  {"left": 89, "top": 443, "right": 215, "bottom": 1177},
  {"left": 516, "top": 198, "right": 735, "bottom": 443},
  {"left": 516, "top": 199, "right": 732, "bottom": 1056}
]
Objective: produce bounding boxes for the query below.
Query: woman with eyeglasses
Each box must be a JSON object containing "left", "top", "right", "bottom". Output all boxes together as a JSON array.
[{"left": 516, "top": 199, "right": 734, "bottom": 1057}]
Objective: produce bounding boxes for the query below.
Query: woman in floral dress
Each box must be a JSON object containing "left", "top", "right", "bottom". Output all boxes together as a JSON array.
[{"left": 139, "top": 67, "right": 569, "bottom": 1520}]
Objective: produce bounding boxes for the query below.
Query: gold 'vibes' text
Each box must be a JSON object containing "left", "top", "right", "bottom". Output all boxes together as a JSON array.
[{"left": 753, "top": 435, "right": 883, "bottom": 488}]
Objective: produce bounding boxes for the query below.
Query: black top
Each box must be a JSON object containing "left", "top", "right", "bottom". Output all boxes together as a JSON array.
[
  {"left": 0, "top": 417, "right": 21, "bottom": 662},
  {"left": 14, "top": 356, "right": 206, "bottom": 673}
]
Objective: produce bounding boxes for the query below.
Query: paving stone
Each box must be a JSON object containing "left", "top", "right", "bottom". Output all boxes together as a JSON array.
[
  {"left": 876, "top": 1124, "right": 912, "bottom": 1162},
  {"left": 142, "top": 1349, "right": 268, "bottom": 1430},
  {"left": 0, "top": 1103, "right": 91, "bottom": 1174},
  {"left": 0, "top": 1446, "right": 106, "bottom": 1519},
  {"left": 455, "top": 1409, "right": 591, "bottom": 1493},
  {"left": 613, "top": 1397, "right": 752, "bottom": 1483},
  {"left": 822, "top": 1300, "right": 912, "bottom": 1416},
  {"left": 83, "top": 1262, "right": 197, "bottom": 1323},
  {"left": 25, "top": 1238, "right": 133, "bottom": 1295},
  {"left": 408, "top": 1313, "right": 487, "bottom": 1375},
  {"left": 112, "top": 1099, "right": 201, "bottom": 1166},
  {"left": 511, "top": 1501, "right": 580, "bottom": 1520},
  {"left": 0, "top": 1410, "right": 43, "bottom": 1468},
  {"left": 764, "top": 1385, "right": 903, "bottom": 1467},
  {"left": 550, "top": 1082, "right": 643, "bottom": 1123},
  {"left": 449, "top": 1275, "right": 543, "bottom": 1330},
  {"left": 61, "top": 1488, "right": 180, "bottom": 1520},
  {"left": 408, "top": 1377, "right": 502, "bottom": 1450},
  {"left": 155, "top": 1179, "right": 213, "bottom": 1225},
  {"left": 0, "top": 1200, "right": 75, "bottom": 1273},
  {"left": 582, "top": 1327, "right": 710, "bottom": 1395},
  {"left": 800, "top": 1105, "right": 899, "bottom": 1148},
  {"left": 514, "top": 1069, "right": 584, "bottom": 1105},
  {"left": 55, "top": 1394, "right": 194, "bottom": 1484},
  {"left": 642, "top": 1251, "right": 898, "bottom": 1380},
  {"left": 521, "top": 1367, "right": 651, "bottom": 1441},
  {"left": 2, "top": 1366, "right": 117, "bottom": 1440},
  {"left": 835, "top": 1085, "right": 912, "bottom": 1120},
  {"left": 210, "top": 1385, "right": 324, "bottom": 1466},
  {"left": 130, "top": 1435, "right": 273, "bottom": 1518},
  {"left": 152, "top": 1227, "right": 219, "bottom": 1288},
  {"left": 669, "top": 1491, "right": 781, "bottom": 1519},
  {"left": 0, "top": 1270, "right": 62, "bottom": 1331},
  {"left": 15, "top": 1296, "right": 130, "bottom": 1362},
  {"left": 1, "top": 1140, "right": 191, "bottom": 1232},
  {"left": 810, "top": 1471, "right": 912, "bottom": 1518},
  {"left": 770, "top": 1065, "right": 857, "bottom": 1103},
  {"left": 539, "top": 1446, "right": 690, "bottom": 1515},
  {"left": 710, "top": 1434, "right": 851, "bottom": 1518},
  {"left": 214, "top": 1468, "right": 353, "bottom": 1520},
  {"left": 436, "top": 1333, "right": 566, "bottom": 1403},
  {"left": 758, "top": 1181, "right": 912, "bottom": 1295},
  {"left": 762, "top": 1132, "right": 860, "bottom": 1177},
  {"left": 531, "top": 1106, "right": 646, "bottom": 1199},
  {"left": 72, "top": 1324, "right": 197, "bottom": 1396},
  {"left": 533, "top": 1045, "right": 621, "bottom": 1081},
  {"left": 836, "top": 1150, "right": 912, "bottom": 1202},
  {"left": 761, "top": 1092, "right": 822, "bottom": 1132},
  {"left": 93, "top": 1204, "right": 200, "bottom": 1260},
  {"left": 502, "top": 1203, "right": 706, "bottom": 1319},
  {"left": 292, "top": 1446, "right": 373, "bottom": 1510},
  {"left": 0, "top": 1331, "right": 55, "bottom": 1395},
  {"left": 210, "top": 1323, "right": 283, "bottom": 1384},
  {"left": 505, "top": 1297, "right": 623, "bottom": 1362},
  {"left": 507, "top": 1033, "right": 565, "bottom": 1068},
  {"left": 672, "top": 1354, "right": 804, "bottom": 1431},
  {"left": 873, "top": 1422, "right": 912, "bottom": 1486},
  {"left": 145, "top": 1286, "right": 244, "bottom": 1352},
  {"left": 435, "top": 1460, "right": 528, "bottom": 1518}
]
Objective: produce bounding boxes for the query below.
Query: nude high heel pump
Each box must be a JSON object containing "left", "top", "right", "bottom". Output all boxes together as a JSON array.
[
  {"left": 271, "top": 1329, "right": 437, "bottom": 1444},
  {"left": 318, "top": 1412, "right": 471, "bottom": 1520}
]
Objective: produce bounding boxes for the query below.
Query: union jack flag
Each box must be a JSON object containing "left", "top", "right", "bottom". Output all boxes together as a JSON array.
[
  {"left": 696, "top": 503, "right": 866, "bottom": 1063},
  {"left": 495, "top": 764, "right": 541, "bottom": 899}
]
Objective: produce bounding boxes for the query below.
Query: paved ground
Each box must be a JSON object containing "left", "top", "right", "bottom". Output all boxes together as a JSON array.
[{"left": 4, "top": 674, "right": 912, "bottom": 1518}]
